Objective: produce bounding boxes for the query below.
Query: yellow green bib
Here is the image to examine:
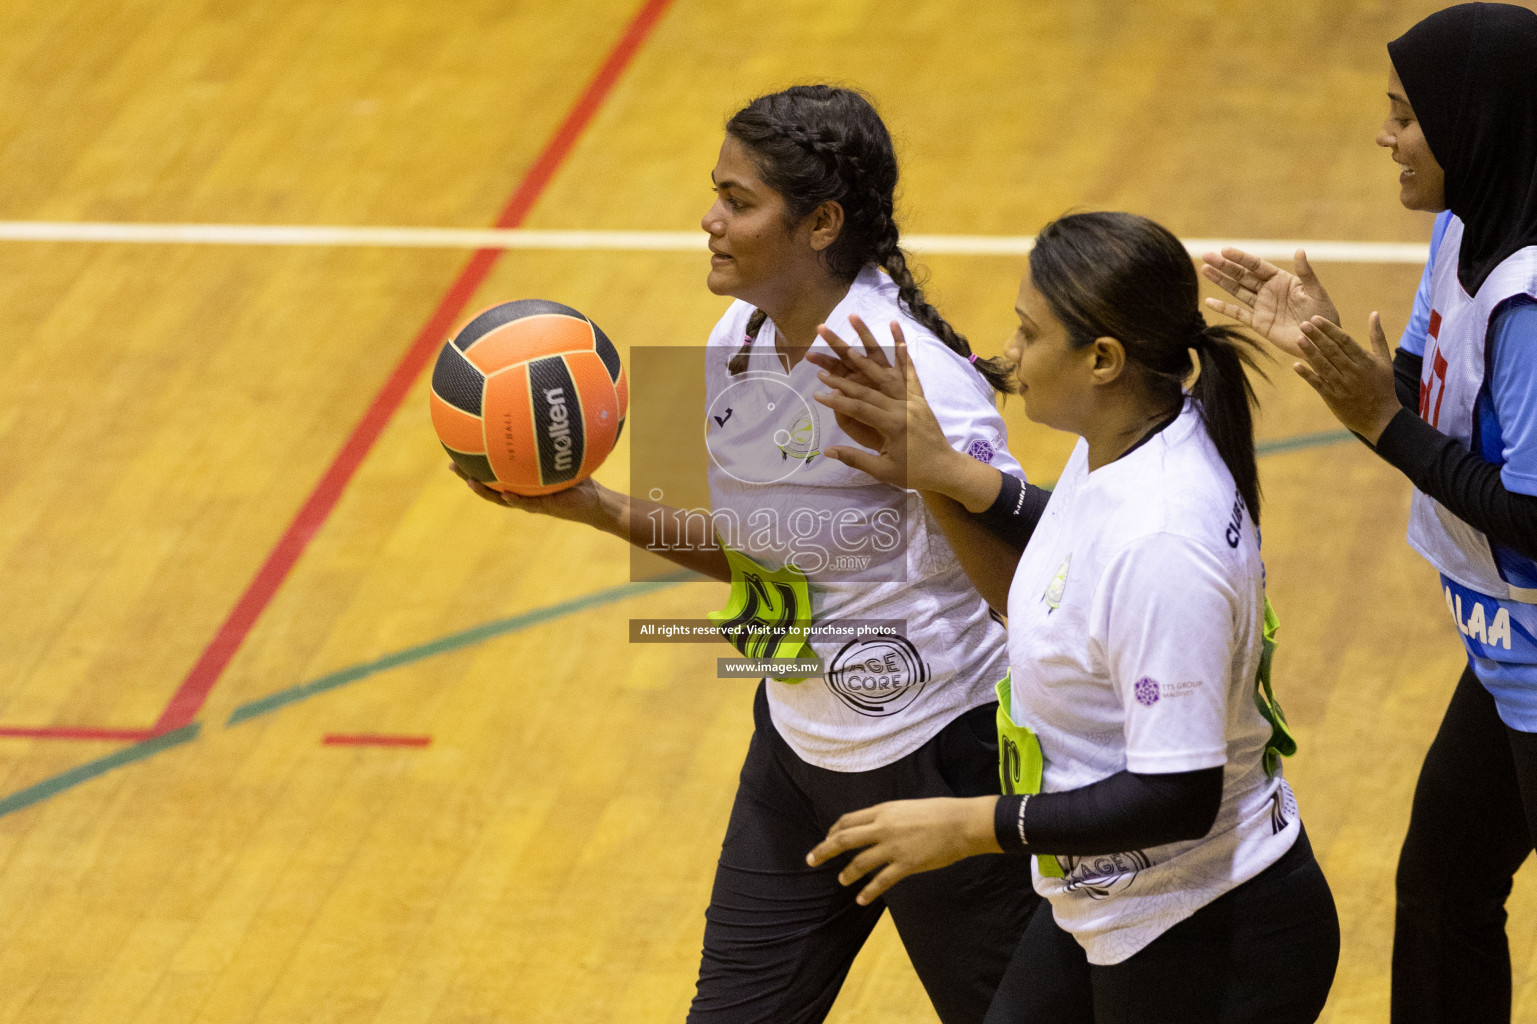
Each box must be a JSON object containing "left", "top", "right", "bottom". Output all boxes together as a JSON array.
[
  {"left": 994, "top": 672, "right": 1064, "bottom": 878},
  {"left": 708, "top": 545, "right": 816, "bottom": 682},
  {"left": 1255, "top": 597, "right": 1296, "bottom": 776}
]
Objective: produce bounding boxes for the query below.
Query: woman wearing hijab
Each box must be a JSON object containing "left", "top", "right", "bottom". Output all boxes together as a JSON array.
[{"left": 1202, "top": 5, "right": 1537, "bottom": 1021}]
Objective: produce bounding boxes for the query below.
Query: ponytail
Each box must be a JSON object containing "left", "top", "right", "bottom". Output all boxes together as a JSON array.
[
  {"left": 1030, "top": 212, "right": 1269, "bottom": 523},
  {"left": 1189, "top": 323, "right": 1264, "bottom": 525}
]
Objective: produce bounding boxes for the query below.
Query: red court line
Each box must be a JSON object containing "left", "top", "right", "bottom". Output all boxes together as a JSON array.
[
  {"left": 145, "top": 0, "right": 675, "bottom": 735},
  {"left": 0, "top": 727, "right": 155, "bottom": 742},
  {"left": 322, "top": 734, "right": 432, "bottom": 748}
]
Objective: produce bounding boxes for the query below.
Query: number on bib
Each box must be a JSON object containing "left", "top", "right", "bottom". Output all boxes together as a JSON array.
[
  {"left": 1419, "top": 313, "right": 1448, "bottom": 429},
  {"left": 708, "top": 545, "right": 816, "bottom": 682}
]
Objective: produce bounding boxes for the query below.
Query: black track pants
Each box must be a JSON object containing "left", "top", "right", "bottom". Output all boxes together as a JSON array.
[
  {"left": 687, "top": 683, "right": 1041, "bottom": 1024},
  {"left": 983, "top": 829, "right": 1339, "bottom": 1024},
  {"left": 1393, "top": 666, "right": 1537, "bottom": 1024}
]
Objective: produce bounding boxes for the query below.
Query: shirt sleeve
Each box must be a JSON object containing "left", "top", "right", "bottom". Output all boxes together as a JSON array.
[
  {"left": 1395, "top": 348, "right": 1424, "bottom": 411},
  {"left": 1487, "top": 297, "right": 1537, "bottom": 496},
  {"left": 1092, "top": 534, "right": 1238, "bottom": 774},
  {"left": 1399, "top": 210, "right": 1452, "bottom": 358},
  {"left": 1375, "top": 409, "right": 1537, "bottom": 559},
  {"left": 993, "top": 768, "right": 1223, "bottom": 856}
]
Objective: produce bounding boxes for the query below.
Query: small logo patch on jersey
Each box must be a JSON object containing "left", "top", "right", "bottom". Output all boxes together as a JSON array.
[
  {"left": 1044, "top": 554, "right": 1071, "bottom": 610},
  {"left": 965, "top": 438, "right": 997, "bottom": 464},
  {"left": 1134, "top": 677, "right": 1161, "bottom": 706},
  {"left": 777, "top": 413, "right": 820, "bottom": 464},
  {"left": 1269, "top": 787, "right": 1297, "bottom": 835}
]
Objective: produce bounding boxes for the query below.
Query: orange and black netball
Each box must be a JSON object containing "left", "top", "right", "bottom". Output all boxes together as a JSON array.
[{"left": 430, "top": 299, "right": 628, "bottom": 496}]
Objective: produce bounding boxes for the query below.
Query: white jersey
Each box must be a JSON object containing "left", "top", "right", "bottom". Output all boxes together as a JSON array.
[
  {"left": 705, "top": 266, "right": 1020, "bottom": 771},
  {"left": 1007, "top": 402, "right": 1298, "bottom": 964},
  {"left": 1407, "top": 215, "right": 1537, "bottom": 603}
]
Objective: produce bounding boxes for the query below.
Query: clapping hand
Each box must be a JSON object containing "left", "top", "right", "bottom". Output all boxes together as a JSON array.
[
  {"left": 804, "top": 314, "right": 892, "bottom": 453},
  {"left": 1293, "top": 312, "right": 1402, "bottom": 444},
  {"left": 805, "top": 315, "right": 962, "bottom": 495},
  {"left": 1201, "top": 248, "right": 1341, "bottom": 358}
]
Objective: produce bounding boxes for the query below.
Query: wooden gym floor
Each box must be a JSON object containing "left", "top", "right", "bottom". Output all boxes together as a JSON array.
[{"left": 0, "top": 0, "right": 1530, "bottom": 1021}]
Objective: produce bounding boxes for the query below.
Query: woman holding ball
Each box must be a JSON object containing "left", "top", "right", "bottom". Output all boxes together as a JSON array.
[
  {"left": 804, "top": 210, "right": 1340, "bottom": 1022},
  {"left": 458, "top": 85, "right": 1039, "bottom": 1023},
  {"left": 1202, "top": 5, "right": 1537, "bottom": 1021}
]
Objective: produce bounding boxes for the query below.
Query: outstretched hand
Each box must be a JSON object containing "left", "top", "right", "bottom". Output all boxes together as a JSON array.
[
  {"left": 806, "top": 315, "right": 962, "bottom": 495},
  {"left": 805, "top": 797, "right": 1001, "bottom": 905},
  {"left": 803, "top": 317, "right": 889, "bottom": 453},
  {"left": 449, "top": 464, "right": 605, "bottom": 526},
  {"left": 1293, "top": 312, "right": 1402, "bottom": 444},
  {"left": 1201, "top": 248, "right": 1340, "bottom": 358}
]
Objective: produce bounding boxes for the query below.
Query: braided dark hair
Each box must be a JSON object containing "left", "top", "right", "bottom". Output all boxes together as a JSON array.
[
  {"left": 722, "top": 85, "right": 1011, "bottom": 393},
  {"left": 1029, "top": 212, "right": 1269, "bottom": 524}
]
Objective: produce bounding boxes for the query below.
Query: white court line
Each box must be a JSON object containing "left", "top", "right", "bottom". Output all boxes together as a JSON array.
[{"left": 0, "top": 221, "right": 1431, "bottom": 263}]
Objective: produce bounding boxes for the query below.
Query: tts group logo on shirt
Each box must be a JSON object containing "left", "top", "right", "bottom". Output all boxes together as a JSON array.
[
  {"left": 825, "top": 634, "right": 930, "bottom": 717},
  {"left": 965, "top": 438, "right": 997, "bottom": 464}
]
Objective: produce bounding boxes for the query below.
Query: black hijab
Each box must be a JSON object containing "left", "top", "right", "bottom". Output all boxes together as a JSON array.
[{"left": 1388, "top": 3, "right": 1537, "bottom": 295}]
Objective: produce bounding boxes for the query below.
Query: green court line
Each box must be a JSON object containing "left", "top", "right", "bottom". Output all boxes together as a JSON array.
[
  {"left": 230, "top": 430, "right": 1359, "bottom": 728},
  {"left": 225, "top": 573, "right": 695, "bottom": 727},
  {"left": 1256, "top": 429, "right": 1355, "bottom": 456},
  {"left": 0, "top": 426, "right": 1360, "bottom": 823},
  {"left": 0, "top": 724, "right": 200, "bottom": 819}
]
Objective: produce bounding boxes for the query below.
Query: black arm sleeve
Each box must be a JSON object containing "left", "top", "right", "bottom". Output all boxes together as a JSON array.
[
  {"left": 992, "top": 766, "right": 1223, "bottom": 857},
  {"left": 973, "top": 471, "right": 1051, "bottom": 550},
  {"left": 1374, "top": 409, "right": 1537, "bottom": 560},
  {"left": 1394, "top": 347, "right": 1423, "bottom": 411}
]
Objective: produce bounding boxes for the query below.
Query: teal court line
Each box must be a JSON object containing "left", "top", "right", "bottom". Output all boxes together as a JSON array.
[
  {"left": 1257, "top": 429, "right": 1355, "bottom": 456},
  {"left": 0, "top": 724, "right": 200, "bottom": 819},
  {"left": 230, "top": 431, "right": 1359, "bottom": 724},
  {"left": 0, "top": 427, "right": 1360, "bottom": 820},
  {"left": 225, "top": 573, "right": 695, "bottom": 727}
]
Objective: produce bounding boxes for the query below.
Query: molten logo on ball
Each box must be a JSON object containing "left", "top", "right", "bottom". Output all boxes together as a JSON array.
[
  {"left": 545, "top": 388, "right": 574, "bottom": 474},
  {"left": 429, "top": 299, "right": 626, "bottom": 496}
]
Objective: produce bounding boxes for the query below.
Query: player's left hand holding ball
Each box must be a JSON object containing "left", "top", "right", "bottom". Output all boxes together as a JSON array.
[
  {"left": 449, "top": 464, "right": 607, "bottom": 527},
  {"left": 806, "top": 796, "right": 1001, "bottom": 905}
]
